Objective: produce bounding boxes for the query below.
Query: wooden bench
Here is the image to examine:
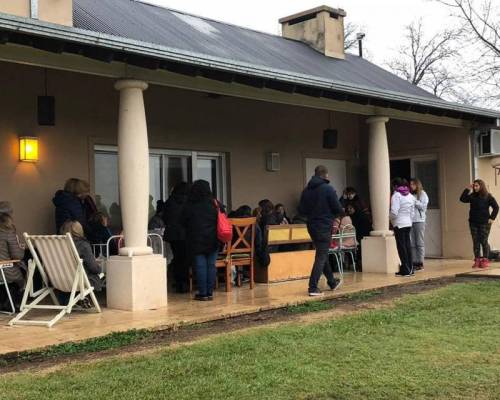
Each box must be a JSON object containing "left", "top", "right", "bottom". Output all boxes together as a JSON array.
[{"left": 255, "top": 224, "right": 315, "bottom": 283}]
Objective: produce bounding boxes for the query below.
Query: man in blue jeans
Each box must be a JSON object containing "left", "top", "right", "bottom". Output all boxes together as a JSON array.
[{"left": 299, "top": 165, "right": 343, "bottom": 296}]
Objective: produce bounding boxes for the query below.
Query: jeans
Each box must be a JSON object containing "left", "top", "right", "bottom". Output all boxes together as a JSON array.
[
  {"left": 410, "top": 222, "right": 425, "bottom": 265},
  {"left": 469, "top": 223, "right": 491, "bottom": 258},
  {"left": 394, "top": 227, "right": 413, "bottom": 275},
  {"left": 194, "top": 251, "right": 218, "bottom": 297},
  {"left": 308, "top": 230, "right": 336, "bottom": 291}
]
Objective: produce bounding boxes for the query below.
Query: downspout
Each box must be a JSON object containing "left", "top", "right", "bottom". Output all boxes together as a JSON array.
[
  {"left": 470, "top": 129, "right": 479, "bottom": 181},
  {"left": 30, "top": 0, "right": 38, "bottom": 20}
]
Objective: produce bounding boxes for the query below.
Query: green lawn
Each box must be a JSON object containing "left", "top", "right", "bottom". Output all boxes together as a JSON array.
[{"left": 2, "top": 281, "right": 500, "bottom": 400}]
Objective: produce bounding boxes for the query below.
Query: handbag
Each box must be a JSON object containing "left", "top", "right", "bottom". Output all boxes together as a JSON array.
[{"left": 214, "top": 200, "right": 233, "bottom": 243}]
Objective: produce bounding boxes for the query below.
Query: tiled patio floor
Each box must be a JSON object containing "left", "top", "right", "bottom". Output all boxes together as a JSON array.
[{"left": 0, "top": 259, "right": 489, "bottom": 355}]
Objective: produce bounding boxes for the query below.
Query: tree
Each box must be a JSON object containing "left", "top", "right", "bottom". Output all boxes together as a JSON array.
[
  {"left": 434, "top": 0, "right": 500, "bottom": 106},
  {"left": 387, "top": 20, "right": 462, "bottom": 98},
  {"left": 344, "top": 22, "right": 363, "bottom": 51}
]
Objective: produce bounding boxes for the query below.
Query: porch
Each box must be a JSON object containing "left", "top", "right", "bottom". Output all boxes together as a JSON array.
[{"left": 0, "top": 259, "right": 482, "bottom": 355}]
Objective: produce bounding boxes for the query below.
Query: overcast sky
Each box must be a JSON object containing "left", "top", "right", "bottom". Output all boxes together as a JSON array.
[{"left": 145, "top": 0, "right": 453, "bottom": 66}]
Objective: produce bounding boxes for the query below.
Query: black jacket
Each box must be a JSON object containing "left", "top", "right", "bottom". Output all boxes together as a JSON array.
[
  {"left": 350, "top": 210, "right": 373, "bottom": 241},
  {"left": 53, "top": 190, "right": 85, "bottom": 234},
  {"left": 163, "top": 194, "right": 187, "bottom": 242},
  {"left": 299, "top": 176, "right": 342, "bottom": 234},
  {"left": 460, "top": 189, "right": 499, "bottom": 225},
  {"left": 181, "top": 199, "right": 218, "bottom": 256}
]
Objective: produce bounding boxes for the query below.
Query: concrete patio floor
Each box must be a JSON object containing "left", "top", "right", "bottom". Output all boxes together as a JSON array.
[{"left": 0, "top": 259, "right": 490, "bottom": 355}]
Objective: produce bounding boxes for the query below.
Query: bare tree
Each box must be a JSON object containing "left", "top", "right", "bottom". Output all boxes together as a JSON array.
[
  {"left": 344, "top": 22, "right": 362, "bottom": 51},
  {"left": 434, "top": 0, "right": 500, "bottom": 106},
  {"left": 387, "top": 19, "right": 461, "bottom": 98}
]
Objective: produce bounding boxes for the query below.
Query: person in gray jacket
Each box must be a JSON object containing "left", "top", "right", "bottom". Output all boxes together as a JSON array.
[{"left": 410, "top": 178, "right": 429, "bottom": 271}]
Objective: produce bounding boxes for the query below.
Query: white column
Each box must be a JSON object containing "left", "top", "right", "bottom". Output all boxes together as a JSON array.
[
  {"left": 367, "top": 116, "right": 392, "bottom": 237},
  {"left": 107, "top": 79, "right": 167, "bottom": 311},
  {"left": 114, "top": 79, "right": 152, "bottom": 256},
  {"left": 361, "top": 116, "right": 400, "bottom": 274}
]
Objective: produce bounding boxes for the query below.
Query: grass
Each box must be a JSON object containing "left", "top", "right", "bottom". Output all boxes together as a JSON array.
[
  {"left": 286, "top": 300, "right": 333, "bottom": 314},
  {"left": 2, "top": 281, "right": 500, "bottom": 400}
]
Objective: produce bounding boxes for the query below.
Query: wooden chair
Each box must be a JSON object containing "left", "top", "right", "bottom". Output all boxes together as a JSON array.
[
  {"left": 9, "top": 233, "right": 101, "bottom": 328},
  {"left": 216, "top": 217, "right": 256, "bottom": 292}
]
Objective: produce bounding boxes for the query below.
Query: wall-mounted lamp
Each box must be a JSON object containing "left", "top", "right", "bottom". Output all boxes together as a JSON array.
[{"left": 19, "top": 137, "right": 39, "bottom": 162}]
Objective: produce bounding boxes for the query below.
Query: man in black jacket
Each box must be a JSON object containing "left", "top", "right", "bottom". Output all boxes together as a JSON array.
[{"left": 299, "top": 166, "right": 343, "bottom": 296}]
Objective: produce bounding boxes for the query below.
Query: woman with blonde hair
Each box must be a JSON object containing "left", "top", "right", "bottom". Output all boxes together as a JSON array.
[
  {"left": 410, "top": 178, "right": 429, "bottom": 271},
  {"left": 460, "top": 179, "right": 499, "bottom": 268},
  {"left": 53, "top": 178, "right": 96, "bottom": 234},
  {"left": 60, "top": 220, "right": 104, "bottom": 293}
]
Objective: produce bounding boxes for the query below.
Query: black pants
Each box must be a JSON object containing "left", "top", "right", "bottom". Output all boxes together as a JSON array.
[
  {"left": 470, "top": 223, "right": 491, "bottom": 258},
  {"left": 308, "top": 230, "right": 336, "bottom": 291},
  {"left": 394, "top": 227, "right": 412, "bottom": 275},
  {"left": 170, "top": 240, "right": 189, "bottom": 291}
]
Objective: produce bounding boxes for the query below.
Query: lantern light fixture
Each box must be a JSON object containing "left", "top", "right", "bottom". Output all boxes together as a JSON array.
[{"left": 19, "top": 136, "right": 39, "bottom": 162}]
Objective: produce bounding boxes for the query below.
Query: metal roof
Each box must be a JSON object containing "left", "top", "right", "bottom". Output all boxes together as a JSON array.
[
  {"left": 0, "top": 0, "right": 498, "bottom": 121},
  {"left": 73, "top": 0, "right": 436, "bottom": 100}
]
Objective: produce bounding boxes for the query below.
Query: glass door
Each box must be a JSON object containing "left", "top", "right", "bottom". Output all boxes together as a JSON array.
[{"left": 163, "top": 155, "right": 192, "bottom": 198}]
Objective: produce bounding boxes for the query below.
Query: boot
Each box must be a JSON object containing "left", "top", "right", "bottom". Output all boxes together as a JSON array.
[
  {"left": 473, "top": 258, "right": 481, "bottom": 268},
  {"left": 480, "top": 258, "right": 490, "bottom": 269}
]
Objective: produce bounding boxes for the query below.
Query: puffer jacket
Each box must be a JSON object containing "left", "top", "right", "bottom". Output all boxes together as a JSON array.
[
  {"left": 390, "top": 186, "right": 415, "bottom": 229},
  {"left": 53, "top": 190, "right": 85, "bottom": 234},
  {"left": 299, "top": 176, "right": 342, "bottom": 235}
]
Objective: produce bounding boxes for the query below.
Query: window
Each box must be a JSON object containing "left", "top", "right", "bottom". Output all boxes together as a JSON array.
[{"left": 94, "top": 146, "right": 227, "bottom": 232}]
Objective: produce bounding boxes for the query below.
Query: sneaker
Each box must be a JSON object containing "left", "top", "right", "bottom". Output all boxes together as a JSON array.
[
  {"left": 480, "top": 258, "right": 490, "bottom": 269},
  {"left": 473, "top": 258, "right": 481, "bottom": 269},
  {"left": 194, "top": 294, "right": 210, "bottom": 301},
  {"left": 328, "top": 279, "right": 342, "bottom": 291},
  {"left": 308, "top": 288, "right": 324, "bottom": 297}
]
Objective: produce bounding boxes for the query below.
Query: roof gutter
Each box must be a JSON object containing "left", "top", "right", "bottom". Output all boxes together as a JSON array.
[{"left": 0, "top": 12, "right": 499, "bottom": 120}]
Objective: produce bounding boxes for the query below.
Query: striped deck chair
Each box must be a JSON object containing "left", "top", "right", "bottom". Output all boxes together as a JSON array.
[{"left": 9, "top": 233, "right": 101, "bottom": 328}]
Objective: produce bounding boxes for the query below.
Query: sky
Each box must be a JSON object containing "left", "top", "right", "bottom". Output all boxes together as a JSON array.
[{"left": 144, "top": 0, "right": 453, "bottom": 66}]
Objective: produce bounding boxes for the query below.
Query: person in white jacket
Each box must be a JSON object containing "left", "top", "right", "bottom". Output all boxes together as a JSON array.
[
  {"left": 390, "top": 178, "right": 416, "bottom": 277},
  {"left": 410, "top": 178, "right": 429, "bottom": 271}
]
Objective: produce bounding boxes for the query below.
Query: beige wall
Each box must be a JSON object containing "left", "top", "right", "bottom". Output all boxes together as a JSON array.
[
  {"left": 476, "top": 157, "right": 500, "bottom": 250},
  {"left": 0, "top": 0, "right": 73, "bottom": 26},
  {"left": 0, "top": 61, "right": 358, "bottom": 235},
  {"left": 386, "top": 119, "right": 473, "bottom": 259},
  {"left": 0, "top": 60, "right": 481, "bottom": 259}
]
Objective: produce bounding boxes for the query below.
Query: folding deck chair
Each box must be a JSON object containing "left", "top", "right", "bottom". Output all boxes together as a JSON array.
[{"left": 9, "top": 233, "right": 101, "bottom": 328}]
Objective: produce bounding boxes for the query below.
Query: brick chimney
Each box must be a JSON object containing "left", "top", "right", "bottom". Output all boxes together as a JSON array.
[
  {"left": 279, "top": 5, "right": 346, "bottom": 60},
  {"left": 0, "top": 0, "right": 73, "bottom": 27}
]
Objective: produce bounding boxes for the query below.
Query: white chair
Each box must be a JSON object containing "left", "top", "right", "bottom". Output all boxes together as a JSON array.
[
  {"left": 0, "top": 260, "right": 18, "bottom": 315},
  {"left": 9, "top": 233, "right": 101, "bottom": 328},
  {"left": 330, "top": 224, "right": 358, "bottom": 276}
]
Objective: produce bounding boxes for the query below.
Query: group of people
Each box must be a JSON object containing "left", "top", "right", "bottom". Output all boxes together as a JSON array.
[
  {"left": 298, "top": 166, "right": 432, "bottom": 296},
  {"left": 1, "top": 170, "right": 498, "bottom": 307}
]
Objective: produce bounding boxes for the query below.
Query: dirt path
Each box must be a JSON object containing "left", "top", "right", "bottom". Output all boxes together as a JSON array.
[{"left": 0, "top": 276, "right": 473, "bottom": 375}]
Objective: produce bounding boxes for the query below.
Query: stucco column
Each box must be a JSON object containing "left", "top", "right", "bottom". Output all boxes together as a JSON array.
[
  {"left": 114, "top": 79, "right": 152, "bottom": 256},
  {"left": 361, "top": 116, "right": 400, "bottom": 274},
  {"left": 367, "top": 116, "right": 392, "bottom": 237},
  {"left": 107, "top": 79, "right": 167, "bottom": 311}
]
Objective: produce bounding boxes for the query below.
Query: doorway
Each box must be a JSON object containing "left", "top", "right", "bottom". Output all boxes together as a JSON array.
[{"left": 390, "top": 156, "right": 442, "bottom": 257}]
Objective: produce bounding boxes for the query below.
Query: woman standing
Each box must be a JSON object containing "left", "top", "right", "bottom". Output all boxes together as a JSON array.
[
  {"left": 390, "top": 178, "right": 416, "bottom": 277},
  {"left": 410, "top": 178, "right": 429, "bottom": 271},
  {"left": 460, "top": 180, "right": 499, "bottom": 268},
  {"left": 181, "top": 180, "right": 219, "bottom": 301}
]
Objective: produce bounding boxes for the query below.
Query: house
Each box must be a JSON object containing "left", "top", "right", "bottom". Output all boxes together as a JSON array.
[{"left": 1, "top": 0, "right": 499, "bottom": 310}]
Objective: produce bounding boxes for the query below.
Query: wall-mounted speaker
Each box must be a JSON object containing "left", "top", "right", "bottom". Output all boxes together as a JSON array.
[
  {"left": 323, "top": 129, "right": 338, "bottom": 149},
  {"left": 38, "top": 96, "right": 55, "bottom": 126},
  {"left": 266, "top": 152, "right": 280, "bottom": 172}
]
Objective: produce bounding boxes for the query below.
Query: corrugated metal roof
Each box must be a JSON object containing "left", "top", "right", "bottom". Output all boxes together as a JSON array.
[{"left": 73, "top": 0, "right": 437, "bottom": 101}]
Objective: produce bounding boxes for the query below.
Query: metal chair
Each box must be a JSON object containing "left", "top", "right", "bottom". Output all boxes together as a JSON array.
[
  {"left": 0, "top": 260, "right": 18, "bottom": 315},
  {"left": 329, "top": 224, "right": 358, "bottom": 275}
]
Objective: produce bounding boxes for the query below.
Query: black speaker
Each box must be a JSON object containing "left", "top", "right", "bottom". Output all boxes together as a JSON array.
[
  {"left": 38, "top": 96, "right": 55, "bottom": 126},
  {"left": 323, "top": 129, "right": 338, "bottom": 149}
]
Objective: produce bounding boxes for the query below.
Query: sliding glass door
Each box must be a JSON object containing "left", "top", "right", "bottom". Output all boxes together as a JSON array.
[{"left": 94, "top": 146, "right": 226, "bottom": 232}]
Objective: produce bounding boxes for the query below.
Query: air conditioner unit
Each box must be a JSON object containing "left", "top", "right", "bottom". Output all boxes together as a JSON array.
[{"left": 479, "top": 129, "right": 500, "bottom": 157}]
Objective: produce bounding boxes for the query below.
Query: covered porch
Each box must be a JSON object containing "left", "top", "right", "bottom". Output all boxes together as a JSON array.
[{"left": 0, "top": 260, "right": 482, "bottom": 355}]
